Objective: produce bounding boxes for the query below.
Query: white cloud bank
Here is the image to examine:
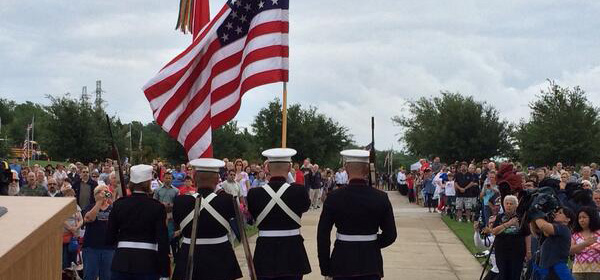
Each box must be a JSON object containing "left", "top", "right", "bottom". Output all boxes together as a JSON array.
[{"left": 1, "top": 0, "right": 599, "bottom": 152}]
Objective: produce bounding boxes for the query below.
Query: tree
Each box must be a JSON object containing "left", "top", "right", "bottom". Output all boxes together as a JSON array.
[
  {"left": 4, "top": 101, "right": 49, "bottom": 147},
  {"left": 0, "top": 98, "right": 16, "bottom": 127},
  {"left": 212, "top": 121, "right": 259, "bottom": 162},
  {"left": 252, "top": 99, "right": 353, "bottom": 168},
  {"left": 375, "top": 150, "right": 418, "bottom": 173},
  {"left": 0, "top": 139, "right": 10, "bottom": 159},
  {"left": 44, "top": 94, "right": 112, "bottom": 162},
  {"left": 515, "top": 82, "right": 600, "bottom": 166},
  {"left": 393, "top": 92, "right": 512, "bottom": 163}
]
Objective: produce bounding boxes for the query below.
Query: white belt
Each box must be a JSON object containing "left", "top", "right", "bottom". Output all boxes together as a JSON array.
[
  {"left": 117, "top": 241, "right": 158, "bottom": 251},
  {"left": 181, "top": 235, "right": 229, "bottom": 245},
  {"left": 258, "top": 229, "right": 301, "bottom": 237},
  {"left": 336, "top": 233, "right": 377, "bottom": 242}
]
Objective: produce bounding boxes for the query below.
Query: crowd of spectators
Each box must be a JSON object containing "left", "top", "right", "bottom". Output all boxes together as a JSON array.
[
  {"left": 389, "top": 158, "right": 600, "bottom": 279},
  {"left": 2, "top": 156, "right": 342, "bottom": 279}
]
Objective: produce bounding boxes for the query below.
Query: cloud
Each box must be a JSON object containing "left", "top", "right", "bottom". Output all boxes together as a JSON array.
[{"left": 1, "top": 0, "right": 600, "bottom": 154}]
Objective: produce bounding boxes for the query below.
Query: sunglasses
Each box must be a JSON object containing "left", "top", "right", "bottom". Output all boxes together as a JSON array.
[{"left": 92, "top": 175, "right": 99, "bottom": 178}]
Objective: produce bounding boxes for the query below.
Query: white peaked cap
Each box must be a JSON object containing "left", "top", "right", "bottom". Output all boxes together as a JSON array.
[
  {"left": 262, "top": 148, "right": 297, "bottom": 162},
  {"left": 130, "top": 164, "right": 154, "bottom": 184},
  {"left": 189, "top": 158, "right": 225, "bottom": 173},
  {"left": 340, "top": 149, "right": 370, "bottom": 163}
]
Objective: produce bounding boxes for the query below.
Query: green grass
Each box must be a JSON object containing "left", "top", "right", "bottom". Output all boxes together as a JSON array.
[
  {"left": 233, "top": 225, "right": 258, "bottom": 247},
  {"left": 441, "top": 215, "right": 489, "bottom": 266},
  {"left": 17, "top": 159, "right": 68, "bottom": 167},
  {"left": 441, "top": 215, "right": 478, "bottom": 254}
]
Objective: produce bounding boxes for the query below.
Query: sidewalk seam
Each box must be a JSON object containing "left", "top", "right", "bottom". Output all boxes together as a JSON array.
[{"left": 427, "top": 217, "right": 461, "bottom": 280}]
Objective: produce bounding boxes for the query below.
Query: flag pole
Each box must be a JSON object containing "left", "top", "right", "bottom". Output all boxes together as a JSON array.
[
  {"left": 26, "top": 126, "right": 30, "bottom": 167},
  {"left": 31, "top": 115, "right": 35, "bottom": 161},
  {"left": 129, "top": 124, "right": 133, "bottom": 164},
  {"left": 370, "top": 117, "right": 376, "bottom": 188},
  {"left": 281, "top": 82, "right": 288, "bottom": 148}
]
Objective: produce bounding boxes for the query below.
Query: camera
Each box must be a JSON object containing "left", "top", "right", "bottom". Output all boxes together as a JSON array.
[
  {"left": 105, "top": 192, "right": 112, "bottom": 199},
  {"left": 516, "top": 186, "right": 560, "bottom": 225}
]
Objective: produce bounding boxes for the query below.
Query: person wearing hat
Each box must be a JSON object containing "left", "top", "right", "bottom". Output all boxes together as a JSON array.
[
  {"left": 171, "top": 158, "right": 242, "bottom": 280},
  {"left": 105, "top": 164, "right": 170, "bottom": 280},
  {"left": 317, "top": 149, "right": 397, "bottom": 280},
  {"left": 247, "top": 148, "right": 311, "bottom": 280}
]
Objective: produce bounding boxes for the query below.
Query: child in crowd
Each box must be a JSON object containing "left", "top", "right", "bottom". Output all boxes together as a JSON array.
[
  {"left": 433, "top": 169, "right": 447, "bottom": 212},
  {"left": 422, "top": 169, "right": 436, "bottom": 213},
  {"left": 444, "top": 173, "right": 456, "bottom": 216}
]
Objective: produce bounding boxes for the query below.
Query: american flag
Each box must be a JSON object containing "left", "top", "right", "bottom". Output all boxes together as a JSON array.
[{"left": 143, "top": 0, "right": 289, "bottom": 159}]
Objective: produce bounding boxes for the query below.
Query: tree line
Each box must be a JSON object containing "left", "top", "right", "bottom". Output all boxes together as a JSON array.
[
  {"left": 2, "top": 80, "right": 590, "bottom": 169},
  {"left": 394, "top": 81, "right": 600, "bottom": 166},
  {"left": 0, "top": 94, "right": 354, "bottom": 168}
]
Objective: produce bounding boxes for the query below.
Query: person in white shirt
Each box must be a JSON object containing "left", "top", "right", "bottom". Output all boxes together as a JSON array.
[
  {"left": 397, "top": 169, "right": 407, "bottom": 194},
  {"left": 444, "top": 173, "right": 456, "bottom": 216},
  {"left": 433, "top": 168, "right": 448, "bottom": 212},
  {"left": 220, "top": 169, "right": 241, "bottom": 197},
  {"left": 334, "top": 168, "right": 348, "bottom": 188},
  {"left": 473, "top": 223, "right": 498, "bottom": 280},
  {"left": 53, "top": 163, "right": 68, "bottom": 185}
]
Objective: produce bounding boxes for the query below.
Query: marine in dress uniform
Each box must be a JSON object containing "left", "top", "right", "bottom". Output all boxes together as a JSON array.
[
  {"left": 247, "top": 148, "right": 312, "bottom": 280},
  {"left": 171, "top": 158, "right": 242, "bottom": 280},
  {"left": 106, "top": 164, "right": 170, "bottom": 280},
  {"left": 317, "top": 150, "right": 397, "bottom": 280}
]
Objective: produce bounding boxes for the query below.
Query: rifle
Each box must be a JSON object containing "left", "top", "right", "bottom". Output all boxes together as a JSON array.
[
  {"left": 369, "top": 117, "right": 376, "bottom": 188},
  {"left": 105, "top": 114, "right": 127, "bottom": 198},
  {"left": 185, "top": 195, "right": 202, "bottom": 280},
  {"left": 233, "top": 196, "right": 257, "bottom": 280}
]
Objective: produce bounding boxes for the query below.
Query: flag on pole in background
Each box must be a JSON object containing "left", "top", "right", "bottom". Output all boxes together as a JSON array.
[{"left": 144, "top": 0, "right": 289, "bottom": 159}]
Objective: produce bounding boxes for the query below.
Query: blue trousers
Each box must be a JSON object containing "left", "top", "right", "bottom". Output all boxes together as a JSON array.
[
  {"left": 62, "top": 243, "right": 77, "bottom": 269},
  {"left": 482, "top": 205, "right": 491, "bottom": 227},
  {"left": 111, "top": 271, "right": 159, "bottom": 280},
  {"left": 83, "top": 247, "right": 114, "bottom": 280},
  {"left": 533, "top": 262, "right": 574, "bottom": 280}
]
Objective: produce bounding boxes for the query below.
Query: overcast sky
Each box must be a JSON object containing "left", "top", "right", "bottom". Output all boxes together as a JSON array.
[{"left": 1, "top": 0, "right": 600, "bottom": 152}]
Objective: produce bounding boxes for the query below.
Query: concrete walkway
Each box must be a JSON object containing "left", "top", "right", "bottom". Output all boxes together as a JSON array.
[{"left": 235, "top": 191, "right": 482, "bottom": 279}]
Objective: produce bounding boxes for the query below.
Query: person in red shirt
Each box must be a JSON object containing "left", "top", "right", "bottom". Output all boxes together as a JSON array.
[
  {"left": 406, "top": 172, "right": 415, "bottom": 203},
  {"left": 294, "top": 163, "right": 305, "bottom": 185},
  {"left": 178, "top": 176, "right": 196, "bottom": 195},
  {"left": 419, "top": 158, "right": 430, "bottom": 174}
]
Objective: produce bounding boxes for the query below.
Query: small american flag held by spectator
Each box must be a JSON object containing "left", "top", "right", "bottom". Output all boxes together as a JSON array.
[{"left": 143, "top": 0, "right": 289, "bottom": 159}]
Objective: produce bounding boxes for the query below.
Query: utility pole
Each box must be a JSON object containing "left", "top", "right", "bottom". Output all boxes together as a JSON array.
[
  {"left": 81, "top": 86, "right": 89, "bottom": 104},
  {"left": 95, "top": 80, "right": 103, "bottom": 109}
]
